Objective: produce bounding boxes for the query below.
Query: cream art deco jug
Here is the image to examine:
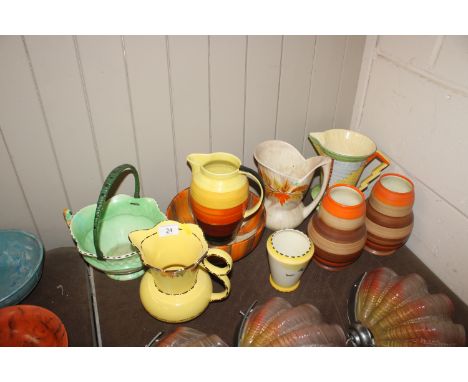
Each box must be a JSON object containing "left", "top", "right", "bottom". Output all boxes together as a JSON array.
[
  {"left": 129, "top": 220, "right": 232, "bottom": 323},
  {"left": 254, "top": 140, "right": 331, "bottom": 231},
  {"left": 309, "top": 129, "right": 390, "bottom": 191}
]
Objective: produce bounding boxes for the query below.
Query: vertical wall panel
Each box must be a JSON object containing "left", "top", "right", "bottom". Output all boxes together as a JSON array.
[
  {"left": 243, "top": 36, "right": 282, "bottom": 168},
  {"left": 0, "top": 35, "right": 365, "bottom": 250},
  {"left": 209, "top": 36, "right": 246, "bottom": 159},
  {"left": 76, "top": 36, "right": 138, "bottom": 195},
  {"left": 333, "top": 36, "right": 366, "bottom": 130},
  {"left": 24, "top": 36, "right": 103, "bottom": 212},
  {"left": 0, "top": 36, "right": 70, "bottom": 248},
  {"left": 0, "top": 130, "right": 38, "bottom": 236},
  {"left": 276, "top": 36, "right": 316, "bottom": 151},
  {"left": 123, "top": 36, "right": 177, "bottom": 211},
  {"left": 303, "top": 36, "right": 347, "bottom": 158},
  {"left": 168, "top": 36, "right": 210, "bottom": 189}
]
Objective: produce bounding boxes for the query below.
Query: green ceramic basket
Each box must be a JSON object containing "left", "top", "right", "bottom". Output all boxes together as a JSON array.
[{"left": 64, "top": 164, "right": 166, "bottom": 281}]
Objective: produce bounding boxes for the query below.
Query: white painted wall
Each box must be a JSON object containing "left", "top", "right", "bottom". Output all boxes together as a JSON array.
[
  {"left": 352, "top": 36, "right": 468, "bottom": 304},
  {"left": 0, "top": 35, "right": 365, "bottom": 250}
]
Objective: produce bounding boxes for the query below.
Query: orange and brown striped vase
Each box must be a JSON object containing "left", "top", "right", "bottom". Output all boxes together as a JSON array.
[
  {"left": 365, "top": 173, "right": 415, "bottom": 256},
  {"left": 307, "top": 184, "right": 367, "bottom": 271},
  {"left": 187, "top": 153, "right": 264, "bottom": 245}
]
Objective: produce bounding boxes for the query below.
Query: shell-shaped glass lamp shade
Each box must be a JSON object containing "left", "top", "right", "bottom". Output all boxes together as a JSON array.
[
  {"left": 348, "top": 267, "right": 466, "bottom": 347},
  {"left": 238, "top": 297, "right": 346, "bottom": 346},
  {"left": 155, "top": 327, "right": 227, "bottom": 347}
]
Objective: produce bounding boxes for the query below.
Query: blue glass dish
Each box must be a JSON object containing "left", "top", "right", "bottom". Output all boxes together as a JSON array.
[{"left": 0, "top": 230, "right": 44, "bottom": 308}]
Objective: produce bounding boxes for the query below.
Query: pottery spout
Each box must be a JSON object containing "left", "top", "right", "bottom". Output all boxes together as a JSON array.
[
  {"left": 298, "top": 156, "right": 329, "bottom": 182},
  {"left": 128, "top": 228, "right": 152, "bottom": 253},
  {"left": 187, "top": 153, "right": 212, "bottom": 173},
  {"left": 254, "top": 139, "right": 328, "bottom": 182},
  {"left": 308, "top": 131, "right": 326, "bottom": 156}
]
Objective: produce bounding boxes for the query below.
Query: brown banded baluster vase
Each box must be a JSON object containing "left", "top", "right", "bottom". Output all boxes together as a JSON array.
[
  {"left": 307, "top": 184, "right": 367, "bottom": 271},
  {"left": 365, "top": 173, "right": 415, "bottom": 256}
]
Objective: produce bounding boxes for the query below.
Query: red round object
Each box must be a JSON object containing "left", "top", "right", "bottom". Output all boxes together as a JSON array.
[{"left": 0, "top": 305, "right": 68, "bottom": 347}]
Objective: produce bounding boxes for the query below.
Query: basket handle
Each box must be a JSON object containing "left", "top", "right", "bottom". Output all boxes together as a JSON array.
[{"left": 93, "top": 164, "right": 140, "bottom": 260}]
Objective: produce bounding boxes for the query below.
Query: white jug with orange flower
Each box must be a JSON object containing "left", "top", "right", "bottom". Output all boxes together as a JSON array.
[{"left": 254, "top": 140, "right": 331, "bottom": 230}]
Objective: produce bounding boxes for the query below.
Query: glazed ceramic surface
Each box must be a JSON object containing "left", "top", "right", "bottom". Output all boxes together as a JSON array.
[
  {"left": 309, "top": 129, "right": 390, "bottom": 192},
  {"left": 129, "top": 220, "right": 233, "bottom": 323},
  {"left": 187, "top": 152, "right": 264, "bottom": 244},
  {"left": 0, "top": 230, "right": 44, "bottom": 308},
  {"left": 348, "top": 267, "right": 465, "bottom": 346},
  {"left": 64, "top": 164, "right": 166, "bottom": 281},
  {"left": 238, "top": 297, "right": 346, "bottom": 346},
  {"left": 254, "top": 140, "right": 331, "bottom": 231},
  {"left": 267, "top": 229, "right": 314, "bottom": 292},
  {"left": 0, "top": 305, "right": 68, "bottom": 346},
  {"left": 307, "top": 184, "right": 367, "bottom": 271},
  {"left": 365, "top": 174, "right": 415, "bottom": 256},
  {"left": 166, "top": 188, "right": 265, "bottom": 261}
]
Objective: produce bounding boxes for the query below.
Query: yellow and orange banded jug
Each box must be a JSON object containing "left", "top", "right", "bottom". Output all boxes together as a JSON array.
[{"left": 187, "top": 153, "right": 264, "bottom": 245}]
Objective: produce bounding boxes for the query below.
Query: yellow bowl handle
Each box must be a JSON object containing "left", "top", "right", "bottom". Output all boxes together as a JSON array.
[
  {"left": 358, "top": 151, "right": 390, "bottom": 191},
  {"left": 201, "top": 248, "right": 233, "bottom": 302}
]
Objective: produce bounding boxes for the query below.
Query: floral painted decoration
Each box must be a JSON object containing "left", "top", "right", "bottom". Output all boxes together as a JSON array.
[{"left": 259, "top": 168, "right": 309, "bottom": 205}]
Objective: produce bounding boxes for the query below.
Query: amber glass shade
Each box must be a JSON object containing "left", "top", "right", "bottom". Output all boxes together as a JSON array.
[
  {"left": 348, "top": 267, "right": 466, "bottom": 346},
  {"left": 155, "top": 327, "right": 227, "bottom": 347},
  {"left": 238, "top": 297, "right": 346, "bottom": 346}
]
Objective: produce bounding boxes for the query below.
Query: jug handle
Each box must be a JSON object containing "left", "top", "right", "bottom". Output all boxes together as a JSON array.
[
  {"left": 93, "top": 164, "right": 140, "bottom": 260},
  {"left": 302, "top": 157, "right": 332, "bottom": 219},
  {"left": 239, "top": 165, "right": 264, "bottom": 219},
  {"left": 201, "top": 248, "right": 233, "bottom": 302},
  {"left": 357, "top": 151, "right": 390, "bottom": 191}
]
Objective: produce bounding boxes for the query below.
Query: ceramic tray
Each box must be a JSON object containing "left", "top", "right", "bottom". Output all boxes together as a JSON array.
[
  {"left": 0, "top": 230, "right": 44, "bottom": 308},
  {"left": 167, "top": 188, "right": 265, "bottom": 261}
]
